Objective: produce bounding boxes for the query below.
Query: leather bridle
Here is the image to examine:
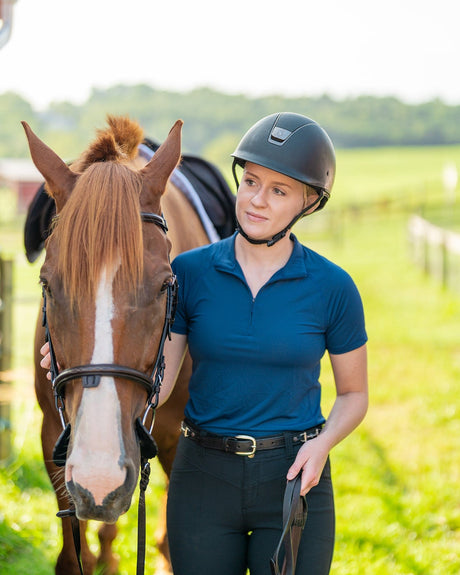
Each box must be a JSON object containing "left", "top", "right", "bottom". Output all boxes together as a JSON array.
[{"left": 43, "top": 211, "right": 177, "bottom": 575}]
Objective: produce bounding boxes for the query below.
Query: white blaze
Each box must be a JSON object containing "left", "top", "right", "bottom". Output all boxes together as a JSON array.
[{"left": 66, "top": 263, "right": 126, "bottom": 505}]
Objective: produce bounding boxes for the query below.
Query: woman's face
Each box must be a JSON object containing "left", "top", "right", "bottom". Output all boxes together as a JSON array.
[{"left": 236, "top": 162, "right": 318, "bottom": 242}]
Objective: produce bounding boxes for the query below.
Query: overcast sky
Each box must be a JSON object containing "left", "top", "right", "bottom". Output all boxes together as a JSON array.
[{"left": 1, "top": 0, "right": 459, "bottom": 110}]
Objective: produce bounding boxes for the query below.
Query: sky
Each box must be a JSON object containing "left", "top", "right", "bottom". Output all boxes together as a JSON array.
[{"left": 1, "top": 0, "right": 460, "bottom": 110}]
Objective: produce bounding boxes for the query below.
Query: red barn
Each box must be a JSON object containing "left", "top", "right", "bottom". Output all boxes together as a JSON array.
[{"left": 0, "top": 158, "right": 42, "bottom": 213}]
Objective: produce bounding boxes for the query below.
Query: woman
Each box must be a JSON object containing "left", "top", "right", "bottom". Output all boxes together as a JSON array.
[{"left": 160, "top": 113, "right": 368, "bottom": 574}]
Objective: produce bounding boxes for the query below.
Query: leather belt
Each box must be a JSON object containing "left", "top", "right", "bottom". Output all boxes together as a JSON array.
[{"left": 180, "top": 421, "right": 322, "bottom": 458}]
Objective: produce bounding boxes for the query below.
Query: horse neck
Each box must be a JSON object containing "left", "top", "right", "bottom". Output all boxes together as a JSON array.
[{"left": 162, "top": 183, "right": 210, "bottom": 258}]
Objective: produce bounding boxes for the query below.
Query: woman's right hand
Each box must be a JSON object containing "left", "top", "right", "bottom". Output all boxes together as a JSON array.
[{"left": 40, "top": 341, "right": 54, "bottom": 380}]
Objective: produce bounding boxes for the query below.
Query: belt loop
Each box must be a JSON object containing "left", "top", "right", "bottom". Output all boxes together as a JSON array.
[{"left": 283, "top": 432, "right": 294, "bottom": 457}]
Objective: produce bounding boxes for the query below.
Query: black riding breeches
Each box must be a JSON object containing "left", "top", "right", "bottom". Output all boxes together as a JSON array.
[{"left": 166, "top": 435, "right": 335, "bottom": 575}]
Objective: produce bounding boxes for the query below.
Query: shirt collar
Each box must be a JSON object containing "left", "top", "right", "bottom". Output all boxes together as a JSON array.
[{"left": 214, "top": 232, "right": 308, "bottom": 281}]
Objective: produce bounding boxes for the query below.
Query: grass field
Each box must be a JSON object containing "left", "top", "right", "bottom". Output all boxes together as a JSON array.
[{"left": 1, "top": 145, "right": 460, "bottom": 574}]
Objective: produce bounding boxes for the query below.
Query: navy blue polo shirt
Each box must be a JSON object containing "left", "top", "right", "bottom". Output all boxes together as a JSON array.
[{"left": 171, "top": 233, "right": 367, "bottom": 437}]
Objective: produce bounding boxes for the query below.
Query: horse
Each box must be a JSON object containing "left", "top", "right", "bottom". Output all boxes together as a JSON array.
[{"left": 23, "top": 116, "right": 211, "bottom": 574}]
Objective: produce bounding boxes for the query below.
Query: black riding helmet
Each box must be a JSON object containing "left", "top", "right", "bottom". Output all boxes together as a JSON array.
[{"left": 231, "top": 112, "right": 336, "bottom": 246}]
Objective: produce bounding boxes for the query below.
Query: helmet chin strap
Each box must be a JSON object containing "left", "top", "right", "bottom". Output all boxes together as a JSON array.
[{"left": 236, "top": 192, "right": 325, "bottom": 247}]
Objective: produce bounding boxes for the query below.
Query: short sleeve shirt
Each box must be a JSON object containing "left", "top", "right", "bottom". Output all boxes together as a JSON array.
[{"left": 171, "top": 233, "right": 367, "bottom": 437}]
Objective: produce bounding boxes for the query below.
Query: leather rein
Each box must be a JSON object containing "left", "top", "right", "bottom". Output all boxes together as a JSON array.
[
  {"left": 270, "top": 472, "right": 308, "bottom": 575},
  {"left": 43, "top": 211, "right": 177, "bottom": 575}
]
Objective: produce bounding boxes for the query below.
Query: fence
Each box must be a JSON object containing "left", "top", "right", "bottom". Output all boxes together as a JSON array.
[{"left": 407, "top": 214, "right": 460, "bottom": 293}]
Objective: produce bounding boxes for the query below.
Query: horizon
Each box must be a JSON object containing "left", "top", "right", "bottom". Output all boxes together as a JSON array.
[{"left": 2, "top": 82, "right": 457, "bottom": 114}]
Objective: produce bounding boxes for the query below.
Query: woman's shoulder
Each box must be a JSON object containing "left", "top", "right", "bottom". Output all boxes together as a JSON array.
[
  {"left": 297, "top": 239, "right": 346, "bottom": 273},
  {"left": 295, "top": 238, "right": 359, "bottom": 291}
]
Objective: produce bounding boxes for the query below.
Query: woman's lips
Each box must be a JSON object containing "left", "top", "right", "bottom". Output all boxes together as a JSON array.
[{"left": 246, "top": 211, "right": 268, "bottom": 223}]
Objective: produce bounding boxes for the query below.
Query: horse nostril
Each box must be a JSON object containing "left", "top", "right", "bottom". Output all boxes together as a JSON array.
[{"left": 123, "top": 458, "right": 138, "bottom": 491}]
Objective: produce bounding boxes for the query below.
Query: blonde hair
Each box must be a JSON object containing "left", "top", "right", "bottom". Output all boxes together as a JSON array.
[{"left": 303, "top": 183, "right": 319, "bottom": 209}]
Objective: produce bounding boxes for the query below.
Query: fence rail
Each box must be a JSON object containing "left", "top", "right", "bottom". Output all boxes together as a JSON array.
[{"left": 408, "top": 214, "right": 460, "bottom": 292}]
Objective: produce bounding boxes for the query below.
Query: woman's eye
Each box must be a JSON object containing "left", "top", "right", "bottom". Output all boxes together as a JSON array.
[{"left": 273, "top": 188, "right": 286, "bottom": 196}]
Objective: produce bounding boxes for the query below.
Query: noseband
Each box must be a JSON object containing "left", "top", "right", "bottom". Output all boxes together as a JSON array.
[{"left": 43, "top": 211, "right": 177, "bottom": 575}]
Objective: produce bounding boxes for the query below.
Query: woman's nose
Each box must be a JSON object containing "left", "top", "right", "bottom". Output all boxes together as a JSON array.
[{"left": 250, "top": 188, "right": 267, "bottom": 206}]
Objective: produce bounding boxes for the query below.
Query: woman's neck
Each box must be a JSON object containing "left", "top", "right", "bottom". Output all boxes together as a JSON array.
[{"left": 234, "top": 232, "right": 294, "bottom": 297}]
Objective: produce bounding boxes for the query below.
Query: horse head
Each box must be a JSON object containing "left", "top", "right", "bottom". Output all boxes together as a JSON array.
[{"left": 23, "top": 116, "right": 182, "bottom": 523}]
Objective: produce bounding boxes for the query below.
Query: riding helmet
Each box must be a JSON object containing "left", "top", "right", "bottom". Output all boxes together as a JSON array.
[{"left": 231, "top": 112, "right": 336, "bottom": 211}]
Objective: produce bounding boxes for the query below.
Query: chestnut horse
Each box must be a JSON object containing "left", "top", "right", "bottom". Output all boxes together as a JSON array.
[{"left": 24, "top": 116, "right": 210, "bottom": 574}]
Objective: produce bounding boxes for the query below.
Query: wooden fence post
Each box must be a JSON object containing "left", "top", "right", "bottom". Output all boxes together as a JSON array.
[
  {"left": 0, "top": 255, "right": 13, "bottom": 372},
  {"left": 0, "top": 255, "right": 13, "bottom": 461},
  {"left": 408, "top": 215, "right": 460, "bottom": 294},
  {"left": 0, "top": 401, "right": 11, "bottom": 461}
]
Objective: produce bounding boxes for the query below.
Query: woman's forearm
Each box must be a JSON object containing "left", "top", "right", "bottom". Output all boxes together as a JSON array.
[{"left": 158, "top": 333, "right": 188, "bottom": 406}]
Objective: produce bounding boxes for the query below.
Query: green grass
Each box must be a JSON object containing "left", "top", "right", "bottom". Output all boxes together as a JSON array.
[
  {"left": 1, "top": 145, "right": 460, "bottom": 573},
  {"left": 333, "top": 145, "right": 460, "bottom": 208}
]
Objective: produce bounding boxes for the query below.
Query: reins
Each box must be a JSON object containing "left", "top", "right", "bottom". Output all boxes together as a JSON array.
[
  {"left": 270, "top": 472, "right": 308, "bottom": 575},
  {"left": 43, "top": 211, "right": 177, "bottom": 575}
]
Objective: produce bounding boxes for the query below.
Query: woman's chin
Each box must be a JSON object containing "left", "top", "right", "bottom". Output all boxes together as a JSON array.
[{"left": 241, "top": 227, "right": 269, "bottom": 242}]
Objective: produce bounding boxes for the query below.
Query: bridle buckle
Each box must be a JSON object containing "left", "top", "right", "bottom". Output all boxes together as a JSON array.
[{"left": 180, "top": 421, "right": 192, "bottom": 438}]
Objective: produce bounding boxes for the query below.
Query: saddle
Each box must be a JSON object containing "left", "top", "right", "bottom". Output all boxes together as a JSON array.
[{"left": 23, "top": 138, "right": 236, "bottom": 263}]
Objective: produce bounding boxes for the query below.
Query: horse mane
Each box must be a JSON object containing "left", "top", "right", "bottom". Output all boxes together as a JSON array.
[{"left": 52, "top": 116, "right": 145, "bottom": 308}]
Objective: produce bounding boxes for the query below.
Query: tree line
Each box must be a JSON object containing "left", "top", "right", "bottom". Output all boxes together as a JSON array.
[{"left": 1, "top": 85, "right": 460, "bottom": 168}]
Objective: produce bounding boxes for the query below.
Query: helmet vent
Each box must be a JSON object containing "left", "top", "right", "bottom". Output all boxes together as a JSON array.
[{"left": 269, "top": 126, "right": 292, "bottom": 145}]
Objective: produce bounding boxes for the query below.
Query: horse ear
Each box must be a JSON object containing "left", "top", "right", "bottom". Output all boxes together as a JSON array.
[
  {"left": 139, "top": 120, "right": 183, "bottom": 210},
  {"left": 21, "top": 121, "right": 77, "bottom": 212}
]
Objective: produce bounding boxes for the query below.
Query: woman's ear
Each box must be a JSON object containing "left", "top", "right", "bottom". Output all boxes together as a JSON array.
[{"left": 303, "top": 185, "right": 320, "bottom": 214}]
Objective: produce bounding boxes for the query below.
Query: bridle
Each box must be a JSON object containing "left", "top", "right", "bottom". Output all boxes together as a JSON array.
[{"left": 43, "top": 211, "right": 177, "bottom": 575}]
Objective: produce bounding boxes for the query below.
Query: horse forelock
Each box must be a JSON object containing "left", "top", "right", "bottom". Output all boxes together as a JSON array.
[
  {"left": 72, "top": 115, "right": 144, "bottom": 173},
  {"left": 52, "top": 161, "right": 144, "bottom": 308}
]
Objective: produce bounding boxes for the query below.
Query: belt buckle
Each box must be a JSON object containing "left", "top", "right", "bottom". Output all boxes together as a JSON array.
[{"left": 235, "top": 435, "right": 256, "bottom": 457}]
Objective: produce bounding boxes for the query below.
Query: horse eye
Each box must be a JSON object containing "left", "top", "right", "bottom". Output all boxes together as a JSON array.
[
  {"left": 39, "top": 278, "right": 52, "bottom": 297},
  {"left": 160, "top": 280, "right": 169, "bottom": 293}
]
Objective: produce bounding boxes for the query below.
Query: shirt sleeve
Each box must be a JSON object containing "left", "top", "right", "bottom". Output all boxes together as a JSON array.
[{"left": 325, "top": 271, "right": 367, "bottom": 355}]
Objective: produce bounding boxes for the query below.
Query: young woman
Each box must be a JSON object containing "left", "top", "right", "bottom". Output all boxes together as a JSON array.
[{"left": 160, "top": 113, "right": 368, "bottom": 574}]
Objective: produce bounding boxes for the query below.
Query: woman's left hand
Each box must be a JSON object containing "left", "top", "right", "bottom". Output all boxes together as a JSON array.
[{"left": 286, "top": 437, "right": 330, "bottom": 496}]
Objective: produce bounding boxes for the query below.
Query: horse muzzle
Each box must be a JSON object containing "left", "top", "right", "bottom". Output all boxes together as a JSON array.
[{"left": 65, "top": 456, "right": 138, "bottom": 523}]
